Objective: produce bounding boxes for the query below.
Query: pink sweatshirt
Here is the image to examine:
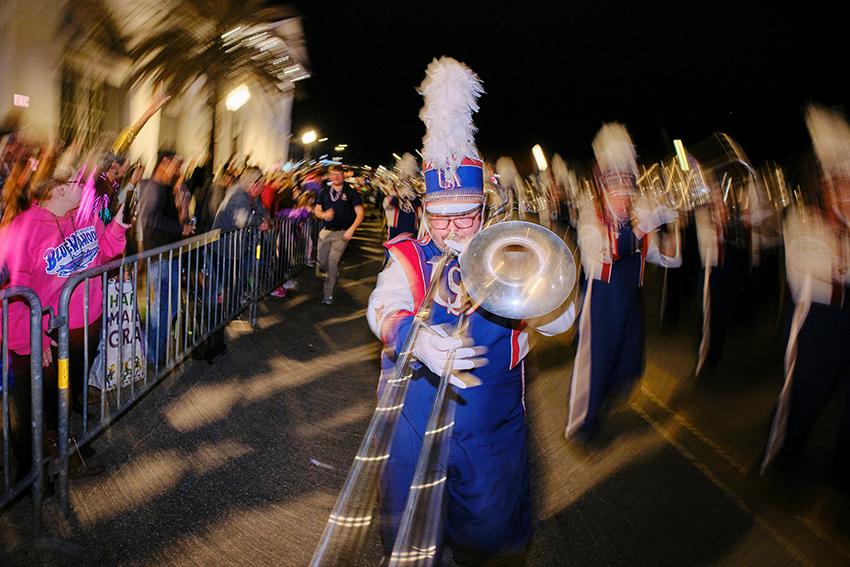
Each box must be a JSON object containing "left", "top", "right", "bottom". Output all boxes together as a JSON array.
[{"left": 0, "top": 204, "right": 126, "bottom": 355}]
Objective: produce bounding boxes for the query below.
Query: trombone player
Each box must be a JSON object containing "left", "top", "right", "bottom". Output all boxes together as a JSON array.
[
  {"left": 366, "top": 56, "right": 576, "bottom": 565},
  {"left": 565, "top": 123, "right": 682, "bottom": 443}
]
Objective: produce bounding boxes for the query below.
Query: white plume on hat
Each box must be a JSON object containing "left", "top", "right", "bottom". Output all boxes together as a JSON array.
[
  {"left": 806, "top": 103, "right": 850, "bottom": 180},
  {"left": 551, "top": 153, "right": 578, "bottom": 198},
  {"left": 592, "top": 122, "right": 638, "bottom": 176},
  {"left": 395, "top": 152, "right": 419, "bottom": 180},
  {"left": 495, "top": 156, "right": 523, "bottom": 189},
  {"left": 418, "top": 56, "right": 484, "bottom": 171}
]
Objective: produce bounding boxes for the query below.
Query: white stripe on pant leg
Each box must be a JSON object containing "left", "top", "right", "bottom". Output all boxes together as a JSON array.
[
  {"left": 566, "top": 281, "right": 593, "bottom": 439},
  {"left": 762, "top": 277, "right": 812, "bottom": 473},
  {"left": 696, "top": 266, "right": 711, "bottom": 376}
]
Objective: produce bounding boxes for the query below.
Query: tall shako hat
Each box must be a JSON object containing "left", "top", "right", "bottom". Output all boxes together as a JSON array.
[
  {"left": 495, "top": 156, "right": 523, "bottom": 191},
  {"left": 806, "top": 103, "right": 850, "bottom": 184},
  {"left": 394, "top": 152, "right": 419, "bottom": 200},
  {"left": 419, "top": 56, "right": 485, "bottom": 214},
  {"left": 591, "top": 122, "right": 638, "bottom": 194}
]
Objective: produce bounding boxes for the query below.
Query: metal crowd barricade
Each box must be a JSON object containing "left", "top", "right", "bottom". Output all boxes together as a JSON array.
[
  {"left": 0, "top": 286, "right": 45, "bottom": 537},
  {"left": 52, "top": 216, "right": 316, "bottom": 514}
]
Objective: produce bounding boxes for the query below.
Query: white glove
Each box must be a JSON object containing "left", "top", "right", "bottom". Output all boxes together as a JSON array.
[
  {"left": 413, "top": 323, "right": 484, "bottom": 389},
  {"left": 634, "top": 200, "right": 679, "bottom": 234}
]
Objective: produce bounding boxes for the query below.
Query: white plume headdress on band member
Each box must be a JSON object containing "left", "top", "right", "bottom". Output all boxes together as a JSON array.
[
  {"left": 393, "top": 152, "right": 419, "bottom": 200},
  {"left": 395, "top": 152, "right": 419, "bottom": 180},
  {"left": 495, "top": 157, "right": 522, "bottom": 190},
  {"left": 551, "top": 153, "right": 579, "bottom": 199},
  {"left": 419, "top": 57, "right": 484, "bottom": 171},
  {"left": 806, "top": 103, "right": 850, "bottom": 181},
  {"left": 592, "top": 122, "right": 639, "bottom": 181}
]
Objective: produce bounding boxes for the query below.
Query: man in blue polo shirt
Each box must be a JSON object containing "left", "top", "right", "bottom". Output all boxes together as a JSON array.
[{"left": 314, "top": 164, "right": 364, "bottom": 304}]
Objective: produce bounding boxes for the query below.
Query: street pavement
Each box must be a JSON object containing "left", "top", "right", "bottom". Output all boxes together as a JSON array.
[{"left": 2, "top": 215, "right": 849, "bottom": 566}]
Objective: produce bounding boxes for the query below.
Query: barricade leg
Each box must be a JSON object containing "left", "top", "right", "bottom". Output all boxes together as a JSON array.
[
  {"left": 250, "top": 229, "right": 261, "bottom": 328},
  {"left": 56, "top": 325, "right": 71, "bottom": 515},
  {"left": 1, "top": 289, "right": 45, "bottom": 536},
  {"left": 28, "top": 305, "right": 44, "bottom": 537}
]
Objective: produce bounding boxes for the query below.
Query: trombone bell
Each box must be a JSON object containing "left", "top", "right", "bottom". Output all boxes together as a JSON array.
[{"left": 460, "top": 221, "right": 576, "bottom": 320}]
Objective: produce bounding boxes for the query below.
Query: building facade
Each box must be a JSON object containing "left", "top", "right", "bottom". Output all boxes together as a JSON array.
[{"left": 0, "top": 0, "right": 308, "bottom": 172}]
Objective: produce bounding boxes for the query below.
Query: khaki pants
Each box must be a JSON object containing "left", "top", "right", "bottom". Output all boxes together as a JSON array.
[{"left": 317, "top": 228, "right": 349, "bottom": 300}]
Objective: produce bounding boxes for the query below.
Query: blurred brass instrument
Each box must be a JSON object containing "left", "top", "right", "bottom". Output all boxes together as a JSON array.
[
  {"left": 759, "top": 161, "right": 793, "bottom": 210},
  {"left": 463, "top": 170, "right": 577, "bottom": 319},
  {"left": 637, "top": 153, "right": 711, "bottom": 211},
  {"left": 690, "top": 132, "right": 760, "bottom": 215}
]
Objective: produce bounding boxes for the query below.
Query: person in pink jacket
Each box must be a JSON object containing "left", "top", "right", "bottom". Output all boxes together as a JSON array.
[{"left": 0, "top": 172, "right": 128, "bottom": 480}]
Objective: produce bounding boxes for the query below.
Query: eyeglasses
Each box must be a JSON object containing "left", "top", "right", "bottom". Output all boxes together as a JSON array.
[{"left": 428, "top": 212, "right": 480, "bottom": 230}]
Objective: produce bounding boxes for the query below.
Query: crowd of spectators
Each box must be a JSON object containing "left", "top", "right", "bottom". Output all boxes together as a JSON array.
[{"left": 0, "top": 125, "right": 341, "bottom": 484}]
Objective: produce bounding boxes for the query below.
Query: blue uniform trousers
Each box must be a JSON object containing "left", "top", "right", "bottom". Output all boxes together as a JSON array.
[
  {"left": 582, "top": 252, "right": 644, "bottom": 433},
  {"left": 379, "top": 371, "right": 531, "bottom": 565},
  {"left": 778, "top": 296, "right": 850, "bottom": 476}
]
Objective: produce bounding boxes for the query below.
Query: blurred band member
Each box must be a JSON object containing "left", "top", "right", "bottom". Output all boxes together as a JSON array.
[
  {"left": 384, "top": 184, "right": 422, "bottom": 241},
  {"left": 387, "top": 153, "right": 422, "bottom": 240},
  {"left": 694, "top": 150, "right": 767, "bottom": 375},
  {"left": 762, "top": 105, "right": 850, "bottom": 486},
  {"left": 565, "top": 123, "right": 681, "bottom": 443},
  {"left": 381, "top": 182, "right": 398, "bottom": 239}
]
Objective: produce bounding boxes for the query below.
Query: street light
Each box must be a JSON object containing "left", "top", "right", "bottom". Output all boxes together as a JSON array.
[
  {"left": 226, "top": 85, "right": 251, "bottom": 156},
  {"left": 225, "top": 84, "right": 251, "bottom": 111},
  {"left": 532, "top": 144, "right": 548, "bottom": 171},
  {"left": 301, "top": 129, "right": 318, "bottom": 160}
]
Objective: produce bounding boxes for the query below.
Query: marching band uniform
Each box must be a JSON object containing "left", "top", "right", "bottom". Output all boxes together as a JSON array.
[
  {"left": 386, "top": 193, "right": 422, "bottom": 240},
  {"left": 565, "top": 123, "right": 681, "bottom": 441},
  {"left": 367, "top": 57, "right": 576, "bottom": 564},
  {"left": 381, "top": 190, "right": 398, "bottom": 239},
  {"left": 694, "top": 168, "right": 770, "bottom": 375},
  {"left": 387, "top": 153, "right": 423, "bottom": 241},
  {"left": 762, "top": 105, "right": 850, "bottom": 482}
]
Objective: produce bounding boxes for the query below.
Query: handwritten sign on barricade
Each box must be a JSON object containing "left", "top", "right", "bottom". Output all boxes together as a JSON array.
[{"left": 89, "top": 278, "right": 145, "bottom": 391}]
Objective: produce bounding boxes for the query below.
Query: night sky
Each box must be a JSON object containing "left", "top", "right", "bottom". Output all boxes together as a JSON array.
[{"left": 288, "top": 1, "right": 849, "bottom": 173}]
